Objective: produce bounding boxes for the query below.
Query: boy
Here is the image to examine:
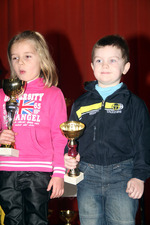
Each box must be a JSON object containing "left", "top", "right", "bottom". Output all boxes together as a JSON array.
[{"left": 64, "top": 35, "right": 150, "bottom": 225}]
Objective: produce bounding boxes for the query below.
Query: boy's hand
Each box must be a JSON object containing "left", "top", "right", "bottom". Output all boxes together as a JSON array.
[
  {"left": 64, "top": 153, "right": 80, "bottom": 169},
  {"left": 0, "top": 129, "right": 16, "bottom": 145},
  {"left": 47, "top": 177, "right": 64, "bottom": 199},
  {"left": 126, "top": 178, "right": 144, "bottom": 199}
]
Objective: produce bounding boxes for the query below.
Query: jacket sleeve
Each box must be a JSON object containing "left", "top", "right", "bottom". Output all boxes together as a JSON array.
[{"left": 132, "top": 99, "right": 150, "bottom": 181}]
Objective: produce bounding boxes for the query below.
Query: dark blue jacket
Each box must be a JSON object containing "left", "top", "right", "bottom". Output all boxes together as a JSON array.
[{"left": 68, "top": 81, "right": 150, "bottom": 181}]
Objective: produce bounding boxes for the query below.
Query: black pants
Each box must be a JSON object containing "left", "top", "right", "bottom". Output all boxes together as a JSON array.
[{"left": 0, "top": 171, "right": 52, "bottom": 225}]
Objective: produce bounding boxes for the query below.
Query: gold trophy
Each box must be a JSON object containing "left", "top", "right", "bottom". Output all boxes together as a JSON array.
[
  {"left": 59, "top": 210, "right": 77, "bottom": 225},
  {"left": 60, "top": 121, "right": 85, "bottom": 185},
  {"left": 0, "top": 78, "right": 26, "bottom": 157}
]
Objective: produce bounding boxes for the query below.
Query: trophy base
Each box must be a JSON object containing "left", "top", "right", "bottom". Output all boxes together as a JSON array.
[
  {"left": 0, "top": 148, "right": 19, "bottom": 157},
  {"left": 64, "top": 172, "right": 84, "bottom": 185}
]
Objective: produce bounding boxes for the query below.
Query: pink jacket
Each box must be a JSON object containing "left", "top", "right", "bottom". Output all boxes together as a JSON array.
[{"left": 0, "top": 78, "right": 67, "bottom": 178}]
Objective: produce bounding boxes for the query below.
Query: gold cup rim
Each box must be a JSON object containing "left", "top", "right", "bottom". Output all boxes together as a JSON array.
[
  {"left": 60, "top": 121, "right": 85, "bottom": 140},
  {"left": 60, "top": 121, "right": 85, "bottom": 131}
]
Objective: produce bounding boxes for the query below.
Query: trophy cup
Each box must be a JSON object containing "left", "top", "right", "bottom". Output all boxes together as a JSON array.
[
  {"left": 59, "top": 210, "right": 77, "bottom": 225},
  {"left": 0, "top": 78, "right": 26, "bottom": 157},
  {"left": 60, "top": 121, "right": 85, "bottom": 185}
]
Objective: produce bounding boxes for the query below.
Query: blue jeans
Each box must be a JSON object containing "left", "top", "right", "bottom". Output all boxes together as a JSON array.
[{"left": 77, "top": 159, "right": 139, "bottom": 225}]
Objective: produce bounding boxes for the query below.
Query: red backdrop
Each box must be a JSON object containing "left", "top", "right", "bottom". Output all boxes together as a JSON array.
[
  {"left": 0, "top": 0, "right": 150, "bottom": 110},
  {"left": 0, "top": 0, "right": 150, "bottom": 224}
]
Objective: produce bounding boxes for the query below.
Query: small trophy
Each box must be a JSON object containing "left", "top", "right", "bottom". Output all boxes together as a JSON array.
[
  {"left": 0, "top": 78, "right": 26, "bottom": 157},
  {"left": 59, "top": 210, "right": 77, "bottom": 225},
  {"left": 60, "top": 121, "right": 85, "bottom": 185}
]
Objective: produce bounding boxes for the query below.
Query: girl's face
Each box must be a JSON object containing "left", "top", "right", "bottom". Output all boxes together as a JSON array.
[
  {"left": 91, "top": 45, "right": 130, "bottom": 88},
  {"left": 10, "top": 39, "right": 41, "bottom": 82}
]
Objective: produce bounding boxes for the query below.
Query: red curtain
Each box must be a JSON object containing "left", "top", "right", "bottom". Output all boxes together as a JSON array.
[
  {"left": 0, "top": 0, "right": 150, "bottom": 109},
  {"left": 0, "top": 0, "right": 150, "bottom": 223}
]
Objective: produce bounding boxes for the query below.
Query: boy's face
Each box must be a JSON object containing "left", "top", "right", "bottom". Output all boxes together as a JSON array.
[{"left": 91, "top": 45, "right": 130, "bottom": 88}]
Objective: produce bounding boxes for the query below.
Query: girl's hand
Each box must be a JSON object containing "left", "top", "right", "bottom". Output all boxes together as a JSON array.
[
  {"left": 126, "top": 178, "right": 144, "bottom": 199},
  {"left": 64, "top": 153, "right": 80, "bottom": 169},
  {"left": 47, "top": 177, "right": 64, "bottom": 199},
  {"left": 0, "top": 129, "right": 16, "bottom": 145}
]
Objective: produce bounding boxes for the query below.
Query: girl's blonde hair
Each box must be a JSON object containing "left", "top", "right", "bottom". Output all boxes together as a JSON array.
[{"left": 7, "top": 30, "right": 58, "bottom": 87}]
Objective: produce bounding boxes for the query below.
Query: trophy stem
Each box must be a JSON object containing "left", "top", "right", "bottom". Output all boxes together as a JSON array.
[
  {"left": 67, "top": 142, "right": 80, "bottom": 177},
  {"left": 1, "top": 107, "right": 16, "bottom": 148},
  {"left": 6, "top": 101, "right": 18, "bottom": 130},
  {"left": 9, "top": 96, "right": 17, "bottom": 103},
  {"left": 68, "top": 142, "right": 77, "bottom": 158}
]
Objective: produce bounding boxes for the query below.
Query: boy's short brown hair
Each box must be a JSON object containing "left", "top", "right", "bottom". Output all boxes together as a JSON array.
[{"left": 91, "top": 35, "right": 129, "bottom": 64}]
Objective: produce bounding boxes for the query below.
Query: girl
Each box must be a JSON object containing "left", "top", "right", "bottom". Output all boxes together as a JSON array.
[{"left": 0, "top": 30, "right": 67, "bottom": 225}]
